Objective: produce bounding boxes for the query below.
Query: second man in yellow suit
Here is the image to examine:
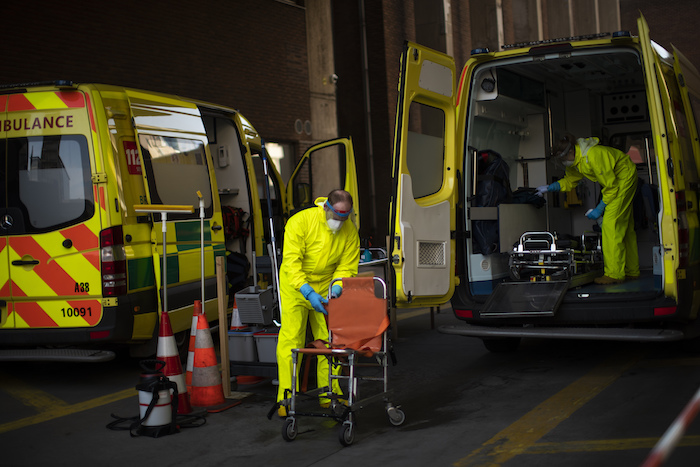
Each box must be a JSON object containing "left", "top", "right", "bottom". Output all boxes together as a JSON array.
[
  {"left": 539, "top": 134, "right": 640, "bottom": 284},
  {"left": 276, "top": 189, "right": 360, "bottom": 416}
]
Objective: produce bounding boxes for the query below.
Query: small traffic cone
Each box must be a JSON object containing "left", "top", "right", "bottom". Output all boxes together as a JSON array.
[
  {"left": 228, "top": 298, "right": 264, "bottom": 385},
  {"left": 190, "top": 313, "right": 239, "bottom": 412},
  {"left": 229, "top": 298, "right": 245, "bottom": 331},
  {"left": 185, "top": 300, "right": 203, "bottom": 392},
  {"left": 156, "top": 311, "right": 192, "bottom": 415}
]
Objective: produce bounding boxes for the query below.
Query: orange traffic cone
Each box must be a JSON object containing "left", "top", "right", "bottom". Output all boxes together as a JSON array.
[
  {"left": 229, "top": 298, "right": 245, "bottom": 331},
  {"left": 190, "top": 313, "right": 239, "bottom": 412},
  {"left": 185, "top": 300, "right": 203, "bottom": 392},
  {"left": 156, "top": 311, "right": 192, "bottom": 415}
]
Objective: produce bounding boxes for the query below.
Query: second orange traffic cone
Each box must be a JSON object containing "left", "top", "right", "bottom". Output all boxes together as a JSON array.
[
  {"left": 190, "top": 313, "right": 226, "bottom": 408},
  {"left": 185, "top": 300, "right": 203, "bottom": 392}
]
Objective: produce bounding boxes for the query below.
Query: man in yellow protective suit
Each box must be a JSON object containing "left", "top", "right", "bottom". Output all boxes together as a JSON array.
[
  {"left": 537, "top": 134, "right": 639, "bottom": 284},
  {"left": 276, "top": 189, "right": 360, "bottom": 416}
]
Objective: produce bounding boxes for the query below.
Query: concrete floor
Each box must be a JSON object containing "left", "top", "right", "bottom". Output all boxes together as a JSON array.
[{"left": 2, "top": 306, "right": 700, "bottom": 466}]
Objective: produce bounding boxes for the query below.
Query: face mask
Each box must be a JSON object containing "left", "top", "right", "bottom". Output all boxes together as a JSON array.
[
  {"left": 562, "top": 160, "right": 574, "bottom": 167},
  {"left": 327, "top": 219, "right": 343, "bottom": 233}
]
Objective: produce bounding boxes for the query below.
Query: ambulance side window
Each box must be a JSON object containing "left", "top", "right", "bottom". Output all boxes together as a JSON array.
[
  {"left": 7, "top": 135, "right": 93, "bottom": 233},
  {"left": 139, "top": 135, "right": 212, "bottom": 219},
  {"left": 407, "top": 102, "right": 445, "bottom": 198}
]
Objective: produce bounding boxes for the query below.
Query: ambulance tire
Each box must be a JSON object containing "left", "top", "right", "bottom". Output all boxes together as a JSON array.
[{"left": 482, "top": 337, "right": 520, "bottom": 353}]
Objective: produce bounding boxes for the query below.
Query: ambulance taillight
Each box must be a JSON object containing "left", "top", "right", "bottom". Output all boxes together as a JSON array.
[{"left": 100, "top": 226, "right": 127, "bottom": 296}]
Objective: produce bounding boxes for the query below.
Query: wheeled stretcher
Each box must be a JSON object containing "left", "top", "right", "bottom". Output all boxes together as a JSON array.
[
  {"left": 480, "top": 231, "right": 604, "bottom": 318},
  {"left": 279, "top": 276, "right": 405, "bottom": 446},
  {"left": 508, "top": 231, "right": 603, "bottom": 284}
]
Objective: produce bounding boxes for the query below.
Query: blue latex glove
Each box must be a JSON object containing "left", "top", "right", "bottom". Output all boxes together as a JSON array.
[
  {"left": 586, "top": 200, "right": 607, "bottom": 220},
  {"left": 300, "top": 283, "right": 327, "bottom": 315},
  {"left": 331, "top": 284, "right": 343, "bottom": 299},
  {"left": 548, "top": 181, "right": 561, "bottom": 192}
]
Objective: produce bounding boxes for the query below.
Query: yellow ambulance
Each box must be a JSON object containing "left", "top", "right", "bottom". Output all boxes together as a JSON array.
[
  {"left": 390, "top": 15, "right": 700, "bottom": 351},
  {"left": 0, "top": 81, "right": 358, "bottom": 360}
]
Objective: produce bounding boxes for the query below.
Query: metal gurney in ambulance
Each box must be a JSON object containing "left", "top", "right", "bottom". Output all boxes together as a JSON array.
[{"left": 480, "top": 231, "right": 604, "bottom": 318}]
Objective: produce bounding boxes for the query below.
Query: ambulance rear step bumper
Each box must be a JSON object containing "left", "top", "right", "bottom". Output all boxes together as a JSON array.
[
  {"left": 438, "top": 324, "right": 685, "bottom": 342},
  {"left": 0, "top": 348, "right": 116, "bottom": 362},
  {"left": 480, "top": 280, "right": 569, "bottom": 318}
]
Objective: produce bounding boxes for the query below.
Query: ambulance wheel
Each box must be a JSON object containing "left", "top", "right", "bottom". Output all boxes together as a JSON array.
[
  {"left": 387, "top": 406, "right": 406, "bottom": 426},
  {"left": 483, "top": 337, "right": 520, "bottom": 353},
  {"left": 339, "top": 422, "right": 355, "bottom": 446},
  {"left": 282, "top": 418, "right": 297, "bottom": 442}
]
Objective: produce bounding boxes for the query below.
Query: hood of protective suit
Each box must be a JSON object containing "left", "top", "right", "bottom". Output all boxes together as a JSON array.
[{"left": 576, "top": 137, "right": 600, "bottom": 164}]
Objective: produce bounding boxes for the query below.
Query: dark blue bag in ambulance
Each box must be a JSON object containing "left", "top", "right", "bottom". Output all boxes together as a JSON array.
[{"left": 472, "top": 150, "right": 512, "bottom": 255}]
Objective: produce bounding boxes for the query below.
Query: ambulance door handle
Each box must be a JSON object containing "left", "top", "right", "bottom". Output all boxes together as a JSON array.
[
  {"left": 211, "top": 224, "right": 222, "bottom": 232},
  {"left": 12, "top": 259, "right": 40, "bottom": 266}
]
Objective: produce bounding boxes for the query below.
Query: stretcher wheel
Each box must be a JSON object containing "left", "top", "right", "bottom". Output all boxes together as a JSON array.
[
  {"left": 387, "top": 406, "right": 406, "bottom": 426},
  {"left": 282, "top": 418, "right": 298, "bottom": 442},
  {"left": 338, "top": 422, "right": 355, "bottom": 446}
]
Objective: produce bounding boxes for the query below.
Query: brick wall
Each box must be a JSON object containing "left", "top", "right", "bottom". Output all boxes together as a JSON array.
[
  {"left": 3, "top": 0, "right": 700, "bottom": 242},
  {"left": 1, "top": 0, "right": 310, "bottom": 149},
  {"left": 620, "top": 0, "right": 700, "bottom": 69}
]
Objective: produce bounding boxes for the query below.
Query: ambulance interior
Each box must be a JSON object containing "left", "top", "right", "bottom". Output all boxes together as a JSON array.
[
  {"left": 462, "top": 47, "right": 661, "bottom": 295},
  {"left": 201, "top": 110, "right": 258, "bottom": 294}
]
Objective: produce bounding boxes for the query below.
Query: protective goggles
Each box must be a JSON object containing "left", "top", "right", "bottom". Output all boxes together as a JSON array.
[
  {"left": 554, "top": 141, "right": 572, "bottom": 159},
  {"left": 325, "top": 200, "right": 352, "bottom": 219}
]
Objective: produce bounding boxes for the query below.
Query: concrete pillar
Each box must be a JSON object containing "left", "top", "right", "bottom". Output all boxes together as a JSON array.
[{"left": 305, "top": 0, "right": 340, "bottom": 195}]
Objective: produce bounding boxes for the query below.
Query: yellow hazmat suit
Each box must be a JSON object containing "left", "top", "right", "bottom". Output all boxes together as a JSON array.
[
  {"left": 276, "top": 197, "right": 360, "bottom": 404},
  {"left": 556, "top": 137, "right": 639, "bottom": 280}
]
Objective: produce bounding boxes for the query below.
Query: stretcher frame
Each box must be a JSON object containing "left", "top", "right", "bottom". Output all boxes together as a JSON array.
[{"left": 508, "top": 230, "right": 603, "bottom": 286}]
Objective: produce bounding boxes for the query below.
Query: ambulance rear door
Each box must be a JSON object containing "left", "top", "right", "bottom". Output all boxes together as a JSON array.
[
  {"left": 668, "top": 44, "right": 700, "bottom": 317},
  {"left": 1, "top": 89, "right": 103, "bottom": 333},
  {"left": 0, "top": 95, "right": 8, "bottom": 328},
  {"left": 285, "top": 137, "right": 360, "bottom": 231},
  {"left": 638, "top": 14, "right": 688, "bottom": 302},
  {"left": 389, "top": 42, "right": 457, "bottom": 308},
  {"left": 126, "top": 90, "right": 225, "bottom": 331}
]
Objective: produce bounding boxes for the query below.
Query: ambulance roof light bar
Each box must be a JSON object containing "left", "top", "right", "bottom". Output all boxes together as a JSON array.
[
  {"left": 502, "top": 31, "right": 631, "bottom": 51},
  {"left": 0, "top": 80, "right": 77, "bottom": 91}
]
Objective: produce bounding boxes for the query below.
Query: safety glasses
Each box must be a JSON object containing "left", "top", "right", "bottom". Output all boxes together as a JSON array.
[{"left": 325, "top": 200, "right": 352, "bottom": 219}]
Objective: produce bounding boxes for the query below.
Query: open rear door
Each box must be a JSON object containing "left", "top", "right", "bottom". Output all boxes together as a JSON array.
[
  {"left": 285, "top": 137, "right": 360, "bottom": 231},
  {"left": 638, "top": 15, "right": 680, "bottom": 300},
  {"left": 389, "top": 42, "right": 457, "bottom": 308}
]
